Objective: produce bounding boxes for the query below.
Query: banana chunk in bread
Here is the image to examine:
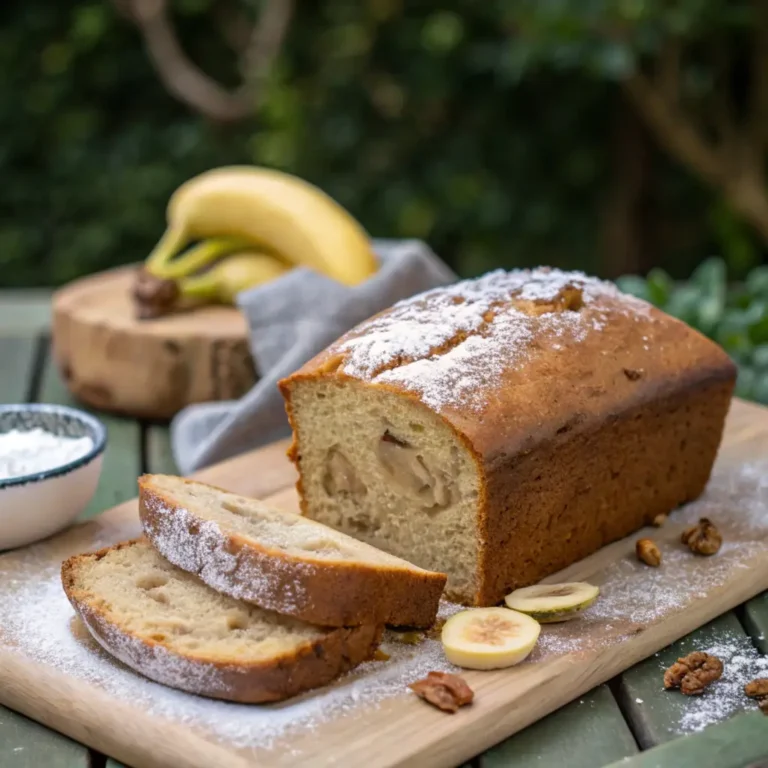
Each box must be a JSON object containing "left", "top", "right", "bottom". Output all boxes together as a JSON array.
[
  {"left": 280, "top": 268, "right": 736, "bottom": 605},
  {"left": 61, "top": 539, "right": 382, "bottom": 703},
  {"left": 139, "top": 474, "right": 446, "bottom": 628}
]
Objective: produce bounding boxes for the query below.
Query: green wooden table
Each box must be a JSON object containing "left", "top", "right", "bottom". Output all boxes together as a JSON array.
[{"left": 0, "top": 292, "right": 766, "bottom": 768}]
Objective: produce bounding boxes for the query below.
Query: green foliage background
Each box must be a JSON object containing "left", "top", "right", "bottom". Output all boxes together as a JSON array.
[
  {"left": 0, "top": 0, "right": 764, "bottom": 287},
  {"left": 619, "top": 259, "right": 768, "bottom": 403}
]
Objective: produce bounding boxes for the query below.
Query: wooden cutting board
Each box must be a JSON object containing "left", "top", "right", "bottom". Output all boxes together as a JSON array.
[
  {"left": 1, "top": 399, "right": 768, "bottom": 768},
  {"left": 51, "top": 266, "right": 255, "bottom": 419}
]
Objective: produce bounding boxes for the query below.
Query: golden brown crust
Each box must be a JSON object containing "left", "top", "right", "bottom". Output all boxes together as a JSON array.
[
  {"left": 138, "top": 476, "right": 446, "bottom": 628},
  {"left": 61, "top": 540, "right": 383, "bottom": 704},
  {"left": 475, "top": 378, "right": 733, "bottom": 604},
  {"left": 281, "top": 278, "right": 736, "bottom": 465},
  {"left": 279, "top": 270, "right": 737, "bottom": 605}
]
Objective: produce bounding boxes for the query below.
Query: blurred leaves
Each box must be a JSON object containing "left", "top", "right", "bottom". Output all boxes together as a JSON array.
[
  {"left": 618, "top": 258, "right": 768, "bottom": 404},
  {"left": 0, "top": 1, "right": 251, "bottom": 287},
  {"left": 0, "top": 0, "right": 763, "bottom": 292},
  {"left": 0, "top": 0, "right": 620, "bottom": 287}
]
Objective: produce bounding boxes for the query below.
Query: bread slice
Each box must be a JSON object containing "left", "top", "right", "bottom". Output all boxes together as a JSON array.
[
  {"left": 138, "top": 474, "right": 446, "bottom": 628},
  {"left": 61, "top": 539, "right": 383, "bottom": 703}
]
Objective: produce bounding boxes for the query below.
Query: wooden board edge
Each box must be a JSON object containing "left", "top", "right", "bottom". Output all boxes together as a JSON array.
[{"left": 0, "top": 649, "right": 250, "bottom": 768}]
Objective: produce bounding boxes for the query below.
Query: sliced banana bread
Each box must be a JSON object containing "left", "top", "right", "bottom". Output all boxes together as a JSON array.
[
  {"left": 61, "top": 539, "right": 383, "bottom": 703},
  {"left": 138, "top": 474, "right": 446, "bottom": 628}
]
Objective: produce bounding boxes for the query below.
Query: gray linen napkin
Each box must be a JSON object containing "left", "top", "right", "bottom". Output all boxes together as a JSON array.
[{"left": 171, "top": 239, "right": 457, "bottom": 474}]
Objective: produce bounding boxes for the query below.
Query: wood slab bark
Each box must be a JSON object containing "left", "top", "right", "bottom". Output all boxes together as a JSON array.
[{"left": 51, "top": 266, "right": 255, "bottom": 419}]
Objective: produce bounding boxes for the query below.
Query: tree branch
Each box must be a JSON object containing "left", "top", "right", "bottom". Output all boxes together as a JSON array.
[
  {"left": 240, "top": 0, "right": 293, "bottom": 98},
  {"left": 656, "top": 38, "right": 681, "bottom": 104},
  {"left": 710, "top": 37, "right": 736, "bottom": 152},
  {"left": 213, "top": 1, "right": 253, "bottom": 54},
  {"left": 623, "top": 70, "right": 724, "bottom": 187},
  {"left": 117, "top": 0, "right": 293, "bottom": 123},
  {"left": 749, "top": 0, "right": 768, "bottom": 150}
]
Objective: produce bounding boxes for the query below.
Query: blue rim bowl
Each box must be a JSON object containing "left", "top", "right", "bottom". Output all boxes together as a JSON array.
[{"left": 0, "top": 404, "right": 108, "bottom": 490}]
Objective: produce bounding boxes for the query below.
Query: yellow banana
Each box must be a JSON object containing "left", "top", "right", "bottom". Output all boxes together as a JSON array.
[
  {"left": 147, "top": 166, "right": 377, "bottom": 286},
  {"left": 145, "top": 237, "right": 253, "bottom": 280},
  {"left": 179, "top": 250, "right": 290, "bottom": 304}
]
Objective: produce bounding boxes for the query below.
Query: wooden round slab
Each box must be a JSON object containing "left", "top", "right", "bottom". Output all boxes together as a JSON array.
[{"left": 52, "top": 266, "right": 256, "bottom": 419}]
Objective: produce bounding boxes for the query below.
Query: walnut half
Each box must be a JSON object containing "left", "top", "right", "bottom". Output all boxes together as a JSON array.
[
  {"left": 744, "top": 678, "right": 768, "bottom": 715},
  {"left": 664, "top": 651, "right": 723, "bottom": 695},
  {"left": 681, "top": 518, "right": 722, "bottom": 556},
  {"left": 409, "top": 671, "right": 474, "bottom": 713}
]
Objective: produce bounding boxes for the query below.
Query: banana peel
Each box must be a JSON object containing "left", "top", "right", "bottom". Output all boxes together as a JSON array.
[{"left": 146, "top": 166, "right": 378, "bottom": 286}]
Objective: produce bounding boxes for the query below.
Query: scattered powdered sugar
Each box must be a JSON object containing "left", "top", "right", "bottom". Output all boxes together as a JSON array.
[
  {"left": 0, "top": 525, "right": 458, "bottom": 754},
  {"left": 142, "top": 495, "right": 312, "bottom": 616},
  {"left": 534, "top": 461, "right": 768, "bottom": 659},
  {"left": 0, "top": 459, "right": 766, "bottom": 754},
  {"left": 671, "top": 631, "right": 768, "bottom": 733},
  {"left": 334, "top": 268, "right": 651, "bottom": 411}
]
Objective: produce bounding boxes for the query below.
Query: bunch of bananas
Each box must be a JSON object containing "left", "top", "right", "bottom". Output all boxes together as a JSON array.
[{"left": 133, "top": 166, "right": 378, "bottom": 319}]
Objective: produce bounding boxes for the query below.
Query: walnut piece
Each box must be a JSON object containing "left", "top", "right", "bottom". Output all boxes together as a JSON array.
[
  {"left": 409, "top": 671, "right": 474, "bottom": 713},
  {"left": 744, "top": 678, "right": 768, "bottom": 715},
  {"left": 664, "top": 651, "right": 724, "bottom": 695},
  {"left": 681, "top": 517, "right": 722, "bottom": 556},
  {"left": 132, "top": 268, "right": 179, "bottom": 320},
  {"left": 636, "top": 538, "right": 662, "bottom": 567},
  {"left": 652, "top": 513, "right": 667, "bottom": 528}
]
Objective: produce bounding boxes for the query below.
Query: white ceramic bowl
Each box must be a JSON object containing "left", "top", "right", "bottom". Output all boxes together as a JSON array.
[{"left": 0, "top": 404, "right": 106, "bottom": 550}]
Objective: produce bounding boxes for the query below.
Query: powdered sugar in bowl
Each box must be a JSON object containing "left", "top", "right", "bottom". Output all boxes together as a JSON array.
[{"left": 0, "top": 404, "right": 106, "bottom": 550}]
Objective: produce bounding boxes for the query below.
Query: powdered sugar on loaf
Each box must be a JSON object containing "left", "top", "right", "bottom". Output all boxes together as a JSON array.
[
  {"left": 141, "top": 494, "right": 312, "bottom": 615},
  {"left": 334, "top": 268, "right": 652, "bottom": 411}
]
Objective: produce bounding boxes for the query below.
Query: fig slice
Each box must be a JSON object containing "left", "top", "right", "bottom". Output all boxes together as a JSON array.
[
  {"left": 503, "top": 582, "right": 599, "bottom": 623},
  {"left": 441, "top": 607, "right": 541, "bottom": 670}
]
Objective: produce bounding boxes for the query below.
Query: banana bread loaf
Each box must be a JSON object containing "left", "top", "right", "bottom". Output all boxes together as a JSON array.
[{"left": 279, "top": 268, "right": 736, "bottom": 605}]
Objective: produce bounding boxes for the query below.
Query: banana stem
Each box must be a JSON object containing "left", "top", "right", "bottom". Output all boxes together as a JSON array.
[
  {"left": 144, "top": 226, "right": 189, "bottom": 278},
  {"left": 146, "top": 237, "right": 253, "bottom": 280}
]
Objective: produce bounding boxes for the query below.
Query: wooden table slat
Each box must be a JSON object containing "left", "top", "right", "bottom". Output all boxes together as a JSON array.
[
  {"left": 0, "top": 336, "right": 38, "bottom": 403},
  {"left": 604, "top": 711, "right": 768, "bottom": 768},
  {"left": 480, "top": 684, "right": 638, "bottom": 768},
  {"left": 742, "top": 592, "right": 768, "bottom": 655},
  {"left": 614, "top": 612, "right": 753, "bottom": 750},
  {"left": 146, "top": 425, "right": 179, "bottom": 476},
  {"left": 0, "top": 705, "right": 89, "bottom": 767},
  {"left": 38, "top": 342, "right": 141, "bottom": 519}
]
